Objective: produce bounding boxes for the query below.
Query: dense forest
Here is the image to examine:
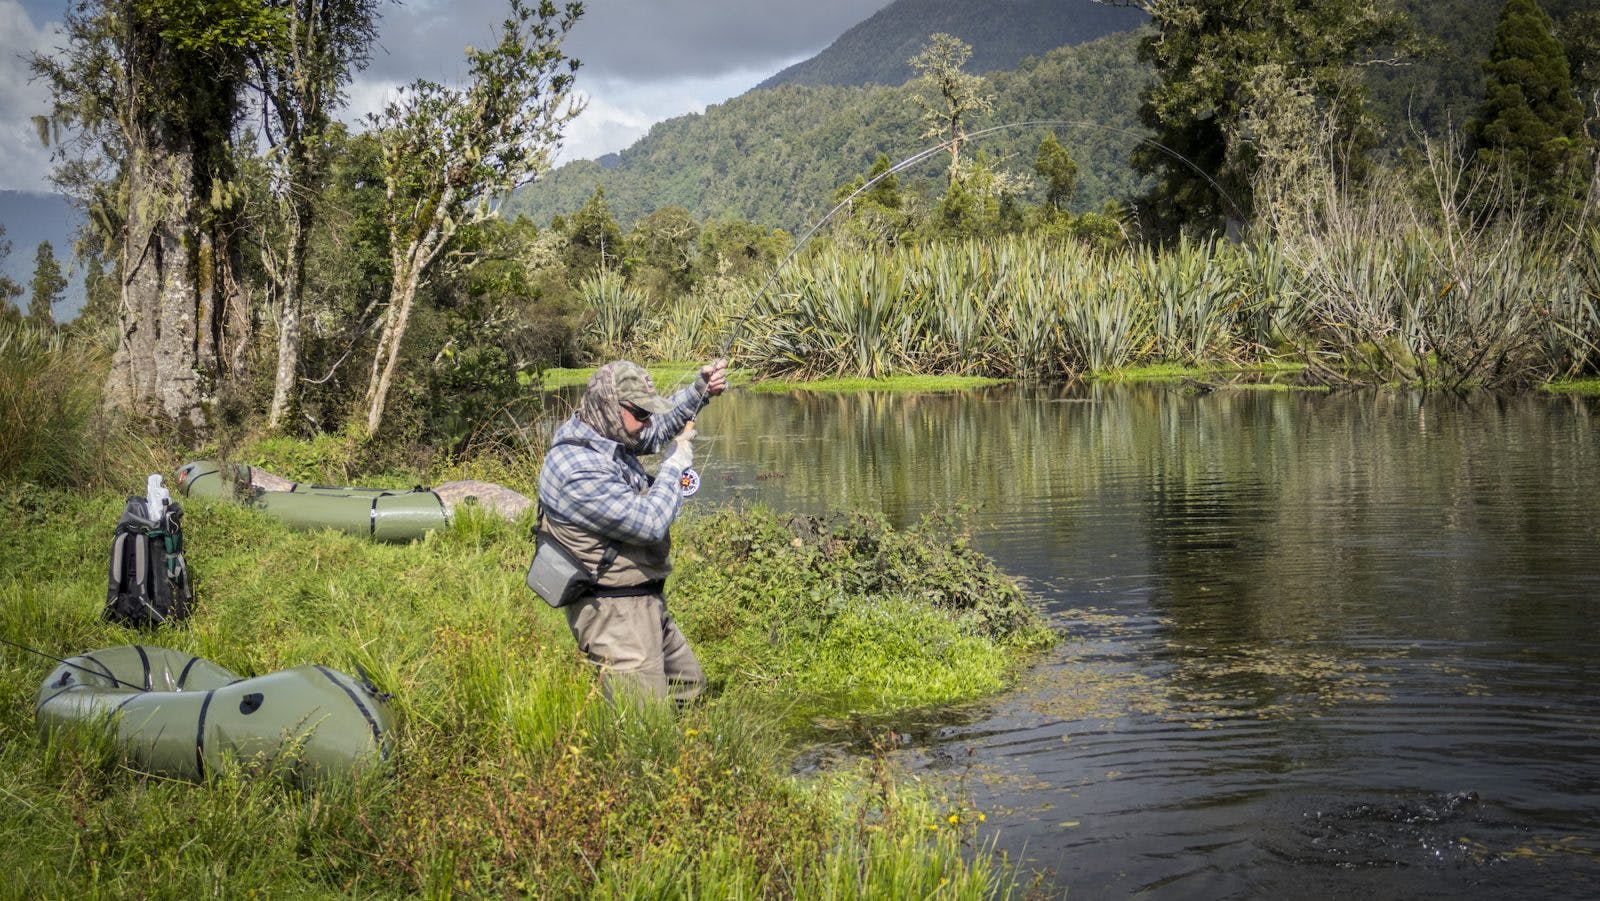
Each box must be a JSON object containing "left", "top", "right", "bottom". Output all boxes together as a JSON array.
[
  {"left": 512, "top": 0, "right": 1597, "bottom": 231},
  {"left": 0, "top": 0, "right": 1596, "bottom": 451},
  {"left": 505, "top": 32, "right": 1152, "bottom": 232}
]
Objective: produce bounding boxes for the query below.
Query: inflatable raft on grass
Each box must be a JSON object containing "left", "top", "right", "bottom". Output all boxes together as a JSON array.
[
  {"left": 176, "top": 460, "right": 532, "bottom": 542},
  {"left": 35, "top": 645, "right": 395, "bottom": 781}
]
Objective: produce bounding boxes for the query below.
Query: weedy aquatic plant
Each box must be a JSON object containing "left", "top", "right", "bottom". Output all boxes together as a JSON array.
[{"left": 672, "top": 507, "right": 1053, "bottom": 723}]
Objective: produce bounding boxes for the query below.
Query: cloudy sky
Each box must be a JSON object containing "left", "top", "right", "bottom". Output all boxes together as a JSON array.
[{"left": 1, "top": 0, "right": 894, "bottom": 194}]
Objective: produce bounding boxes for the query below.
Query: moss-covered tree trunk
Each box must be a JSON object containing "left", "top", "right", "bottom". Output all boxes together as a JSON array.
[{"left": 108, "top": 143, "right": 207, "bottom": 431}]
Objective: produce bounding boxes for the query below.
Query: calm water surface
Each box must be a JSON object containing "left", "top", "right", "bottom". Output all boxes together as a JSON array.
[{"left": 672, "top": 382, "right": 1600, "bottom": 899}]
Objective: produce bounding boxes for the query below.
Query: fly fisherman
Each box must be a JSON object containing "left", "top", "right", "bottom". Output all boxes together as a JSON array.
[{"left": 537, "top": 359, "right": 728, "bottom": 705}]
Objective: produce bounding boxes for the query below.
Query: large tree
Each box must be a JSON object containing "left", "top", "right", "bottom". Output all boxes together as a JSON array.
[
  {"left": 1100, "top": 0, "right": 1416, "bottom": 233},
  {"left": 362, "top": 0, "right": 583, "bottom": 436},
  {"left": 1468, "top": 0, "right": 1592, "bottom": 222},
  {"left": 564, "top": 185, "right": 624, "bottom": 275},
  {"left": 33, "top": 0, "right": 273, "bottom": 431},
  {"left": 1034, "top": 133, "right": 1079, "bottom": 212},
  {"left": 253, "top": 0, "right": 382, "bottom": 430}
]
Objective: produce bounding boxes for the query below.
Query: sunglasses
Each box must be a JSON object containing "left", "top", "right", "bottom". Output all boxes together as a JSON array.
[{"left": 620, "top": 401, "right": 653, "bottom": 423}]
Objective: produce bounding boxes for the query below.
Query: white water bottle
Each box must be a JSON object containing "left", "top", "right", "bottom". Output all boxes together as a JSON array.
[{"left": 146, "top": 473, "right": 169, "bottom": 521}]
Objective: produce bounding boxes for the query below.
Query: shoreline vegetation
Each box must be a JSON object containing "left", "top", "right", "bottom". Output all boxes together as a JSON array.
[{"left": 546, "top": 360, "right": 1600, "bottom": 395}]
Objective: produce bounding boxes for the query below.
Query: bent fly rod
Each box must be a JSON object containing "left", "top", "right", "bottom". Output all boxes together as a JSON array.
[{"left": 667, "top": 119, "right": 1244, "bottom": 490}]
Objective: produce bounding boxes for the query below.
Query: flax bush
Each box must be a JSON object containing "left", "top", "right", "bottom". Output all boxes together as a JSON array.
[{"left": 0, "top": 322, "right": 147, "bottom": 488}]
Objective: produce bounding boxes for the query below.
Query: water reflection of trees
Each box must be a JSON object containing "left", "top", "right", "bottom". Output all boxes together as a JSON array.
[{"left": 696, "top": 386, "right": 1600, "bottom": 656}]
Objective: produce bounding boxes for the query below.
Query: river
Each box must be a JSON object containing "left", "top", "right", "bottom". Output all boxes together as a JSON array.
[{"left": 676, "top": 381, "right": 1600, "bottom": 899}]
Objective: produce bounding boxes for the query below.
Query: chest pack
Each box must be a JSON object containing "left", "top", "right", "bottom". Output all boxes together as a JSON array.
[{"left": 105, "top": 494, "right": 194, "bottom": 627}]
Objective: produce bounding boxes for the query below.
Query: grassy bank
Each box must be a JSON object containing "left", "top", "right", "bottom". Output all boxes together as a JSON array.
[
  {"left": 1544, "top": 377, "right": 1600, "bottom": 396},
  {"left": 0, "top": 473, "right": 1048, "bottom": 895}
]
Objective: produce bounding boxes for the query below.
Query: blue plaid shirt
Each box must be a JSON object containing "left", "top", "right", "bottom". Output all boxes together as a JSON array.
[{"left": 536, "top": 382, "right": 709, "bottom": 544}]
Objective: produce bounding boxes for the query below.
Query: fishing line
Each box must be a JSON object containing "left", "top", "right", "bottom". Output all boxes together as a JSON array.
[
  {"left": 669, "top": 118, "right": 1244, "bottom": 489},
  {"left": 0, "top": 634, "right": 149, "bottom": 692}
]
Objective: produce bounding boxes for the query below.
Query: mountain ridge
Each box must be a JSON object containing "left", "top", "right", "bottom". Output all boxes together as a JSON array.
[{"left": 755, "top": 0, "right": 1147, "bottom": 90}]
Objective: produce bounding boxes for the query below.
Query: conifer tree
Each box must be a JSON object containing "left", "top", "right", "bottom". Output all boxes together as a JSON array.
[
  {"left": 1468, "top": 0, "right": 1591, "bottom": 222},
  {"left": 27, "top": 241, "right": 67, "bottom": 329},
  {"left": 565, "top": 185, "right": 624, "bottom": 274}
]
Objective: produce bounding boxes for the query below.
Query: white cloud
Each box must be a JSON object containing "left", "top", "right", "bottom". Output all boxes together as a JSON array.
[
  {"left": 0, "top": 1, "right": 61, "bottom": 191},
  {"left": 556, "top": 61, "right": 804, "bottom": 163},
  {"left": 3, "top": 0, "right": 891, "bottom": 190}
]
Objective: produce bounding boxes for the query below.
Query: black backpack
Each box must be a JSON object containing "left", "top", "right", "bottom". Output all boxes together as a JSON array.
[{"left": 105, "top": 496, "right": 193, "bottom": 626}]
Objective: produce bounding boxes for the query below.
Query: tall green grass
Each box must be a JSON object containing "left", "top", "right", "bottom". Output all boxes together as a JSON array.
[{"left": 0, "top": 322, "right": 149, "bottom": 488}]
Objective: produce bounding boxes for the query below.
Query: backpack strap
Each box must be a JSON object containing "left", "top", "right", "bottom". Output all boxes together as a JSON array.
[
  {"left": 109, "top": 532, "right": 128, "bottom": 586},
  {"left": 133, "top": 531, "right": 149, "bottom": 591}
]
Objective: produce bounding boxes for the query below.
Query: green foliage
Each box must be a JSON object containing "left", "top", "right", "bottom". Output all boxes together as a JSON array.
[
  {"left": 507, "top": 32, "right": 1153, "bottom": 234},
  {"left": 71, "top": 254, "right": 118, "bottom": 339},
  {"left": 910, "top": 33, "right": 995, "bottom": 182},
  {"left": 32, "top": 0, "right": 272, "bottom": 430},
  {"left": 738, "top": 235, "right": 1263, "bottom": 380},
  {"left": 291, "top": 127, "right": 393, "bottom": 433},
  {"left": 579, "top": 269, "right": 650, "bottom": 360},
  {"left": 0, "top": 322, "right": 145, "bottom": 488},
  {"left": 136, "top": 0, "right": 289, "bottom": 51},
  {"left": 830, "top": 154, "right": 915, "bottom": 249},
  {"left": 1365, "top": 0, "right": 1594, "bottom": 145},
  {"left": 698, "top": 216, "right": 793, "bottom": 280},
  {"left": 564, "top": 185, "right": 624, "bottom": 273},
  {"left": 1467, "top": 0, "right": 1593, "bottom": 223},
  {"left": 626, "top": 204, "right": 701, "bottom": 292},
  {"left": 362, "top": 0, "right": 584, "bottom": 435},
  {"left": 0, "top": 226, "right": 23, "bottom": 319},
  {"left": 1564, "top": 10, "right": 1600, "bottom": 120},
  {"left": 1035, "top": 132, "right": 1078, "bottom": 211},
  {"left": 758, "top": 0, "right": 1147, "bottom": 89},
  {"left": 256, "top": 0, "right": 383, "bottom": 429},
  {"left": 1273, "top": 159, "right": 1600, "bottom": 389},
  {"left": 1128, "top": 0, "right": 1418, "bottom": 232}
]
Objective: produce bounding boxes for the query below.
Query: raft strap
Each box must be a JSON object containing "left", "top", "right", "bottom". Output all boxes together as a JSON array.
[{"left": 314, "top": 665, "right": 384, "bottom": 747}]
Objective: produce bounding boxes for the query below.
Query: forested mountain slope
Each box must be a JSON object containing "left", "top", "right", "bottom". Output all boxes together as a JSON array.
[
  {"left": 508, "top": 31, "right": 1150, "bottom": 232},
  {"left": 756, "top": 0, "right": 1147, "bottom": 89},
  {"left": 509, "top": 0, "right": 1595, "bottom": 233}
]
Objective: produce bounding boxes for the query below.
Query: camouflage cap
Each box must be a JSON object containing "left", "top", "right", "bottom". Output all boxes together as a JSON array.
[{"left": 610, "top": 361, "right": 675, "bottom": 414}]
